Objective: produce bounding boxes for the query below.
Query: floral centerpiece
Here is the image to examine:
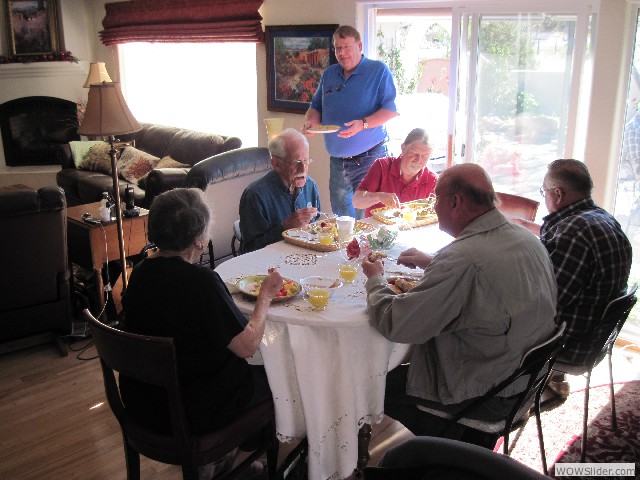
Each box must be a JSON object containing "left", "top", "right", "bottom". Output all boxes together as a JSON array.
[{"left": 366, "top": 225, "right": 398, "bottom": 250}]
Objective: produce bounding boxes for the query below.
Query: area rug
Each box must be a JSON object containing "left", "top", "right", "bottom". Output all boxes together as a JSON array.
[{"left": 504, "top": 381, "right": 640, "bottom": 479}]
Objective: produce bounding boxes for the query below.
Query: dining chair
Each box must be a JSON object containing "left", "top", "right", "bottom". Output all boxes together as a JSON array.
[
  {"left": 418, "top": 322, "right": 566, "bottom": 476},
  {"left": 552, "top": 283, "right": 638, "bottom": 463},
  {"left": 495, "top": 192, "right": 540, "bottom": 222},
  {"left": 362, "top": 436, "right": 548, "bottom": 480},
  {"left": 85, "top": 309, "right": 279, "bottom": 480}
]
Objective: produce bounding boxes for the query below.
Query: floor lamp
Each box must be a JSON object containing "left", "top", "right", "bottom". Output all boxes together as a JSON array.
[{"left": 78, "top": 82, "right": 141, "bottom": 292}]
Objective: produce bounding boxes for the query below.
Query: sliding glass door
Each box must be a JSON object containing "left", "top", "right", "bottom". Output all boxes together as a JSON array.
[
  {"left": 614, "top": 9, "right": 640, "bottom": 343},
  {"left": 367, "top": 1, "right": 594, "bottom": 219},
  {"left": 460, "top": 12, "right": 589, "bottom": 201}
]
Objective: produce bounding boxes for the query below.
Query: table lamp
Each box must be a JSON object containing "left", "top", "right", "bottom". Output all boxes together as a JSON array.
[
  {"left": 78, "top": 82, "right": 141, "bottom": 292},
  {"left": 83, "top": 62, "right": 112, "bottom": 88}
]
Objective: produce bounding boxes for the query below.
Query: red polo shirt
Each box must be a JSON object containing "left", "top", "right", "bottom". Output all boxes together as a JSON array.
[{"left": 356, "top": 155, "right": 438, "bottom": 217}]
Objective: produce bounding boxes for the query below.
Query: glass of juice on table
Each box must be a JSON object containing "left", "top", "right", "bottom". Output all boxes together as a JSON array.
[
  {"left": 306, "top": 288, "right": 330, "bottom": 310},
  {"left": 402, "top": 207, "right": 417, "bottom": 224},
  {"left": 339, "top": 262, "right": 358, "bottom": 284},
  {"left": 318, "top": 230, "right": 334, "bottom": 245}
]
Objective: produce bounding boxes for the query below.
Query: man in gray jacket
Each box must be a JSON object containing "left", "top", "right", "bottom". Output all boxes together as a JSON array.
[{"left": 362, "top": 163, "right": 557, "bottom": 448}]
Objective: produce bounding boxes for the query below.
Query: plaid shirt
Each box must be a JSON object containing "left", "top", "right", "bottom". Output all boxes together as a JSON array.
[{"left": 541, "top": 198, "right": 632, "bottom": 365}]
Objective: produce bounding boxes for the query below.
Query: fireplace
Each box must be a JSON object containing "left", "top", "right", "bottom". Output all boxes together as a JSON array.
[{"left": 0, "top": 96, "right": 80, "bottom": 167}]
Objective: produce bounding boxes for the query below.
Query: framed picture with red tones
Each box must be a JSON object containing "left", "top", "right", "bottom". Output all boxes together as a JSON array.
[
  {"left": 6, "top": 0, "right": 60, "bottom": 56},
  {"left": 266, "top": 24, "right": 338, "bottom": 114}
]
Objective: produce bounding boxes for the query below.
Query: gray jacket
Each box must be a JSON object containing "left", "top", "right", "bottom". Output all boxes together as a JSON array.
[{"left": 366, "top": 208, "right": 557, "bottom": 404}]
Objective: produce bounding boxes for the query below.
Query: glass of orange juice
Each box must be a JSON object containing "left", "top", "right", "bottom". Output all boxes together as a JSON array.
[
  {"left": 318, "top": 230, "right": 334, "bottom": 245},
  {"left": 339, "top": 262, "right": 358, "bottom": 284},
  {"left": 402, "top": 207, "right": 417, "bottom": 224},
  {"left": 306, "top": 288, "right": 330, "bottom": 310}
]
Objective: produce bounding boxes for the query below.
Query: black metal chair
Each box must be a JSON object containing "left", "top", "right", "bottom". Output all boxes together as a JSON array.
[
  {"left": 552, "top": 283, "right": 638, "bottom": 462},
  {"left": 418, "top": 323, "right": 566, "bottom": 476},
  {"left": 85, "top": 309, "right": 279, "bottom": 479},
  {"left": 362, "top": 436, "right": 549, "bottom": 480}
]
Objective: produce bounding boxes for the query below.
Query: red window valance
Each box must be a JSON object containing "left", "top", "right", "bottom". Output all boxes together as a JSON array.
[{"left": 100, "top": 0, "right": 265, "bottom": 45}]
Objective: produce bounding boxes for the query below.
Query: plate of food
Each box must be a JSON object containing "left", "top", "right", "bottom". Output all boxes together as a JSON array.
[
  {"left": 386, "top": 276, "right": 420, "bottom": 294},
  {"left": 371, "top": 198, "right": 438, "bottom": 229},
  {"left": 282, "top": 218, "right": 376, "bottom": 252},
  {"left": 307, "top": 125, "right": 341, "bottom": 134},
  {"left": 236, "top": 275, "right": 302, "bottom": 302}
]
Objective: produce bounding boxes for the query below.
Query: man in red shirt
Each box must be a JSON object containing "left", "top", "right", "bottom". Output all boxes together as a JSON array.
[{"left": 353, "top": 128, "right": 438, "bottom": 217}]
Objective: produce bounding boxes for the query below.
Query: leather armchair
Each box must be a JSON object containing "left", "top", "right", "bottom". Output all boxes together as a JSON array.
[
  {"left": 0, "top": 186, "right": 71, "bottom": 354},
  {"left": 184, "top": 147, "right": 272, "bottom": 265}
]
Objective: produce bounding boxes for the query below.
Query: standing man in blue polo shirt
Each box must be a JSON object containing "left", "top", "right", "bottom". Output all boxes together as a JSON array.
[{"left": 304, "top": 25, "right": 398, "bottom": 218}]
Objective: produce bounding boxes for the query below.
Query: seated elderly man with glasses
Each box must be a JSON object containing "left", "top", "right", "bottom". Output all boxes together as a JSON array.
[{"left": 239, "top": 128, "right": 321, "bottom": 253}]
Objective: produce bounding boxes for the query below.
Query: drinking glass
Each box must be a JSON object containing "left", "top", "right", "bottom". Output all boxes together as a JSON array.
[
  {"left": 318, "top": 231, "right": 334, "bottom": 245},
  {"left": 338, "top": 262, "right": 358, "bottom": 284},
  {"left": 305, "top": 288, "right": 330, "bottom": 310}
]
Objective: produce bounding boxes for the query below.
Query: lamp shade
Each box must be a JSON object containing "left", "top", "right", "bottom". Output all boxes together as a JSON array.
[
  {"left": 78, "top": 82, "right": 141, "bottom": 137},
  {"left": 83, "top": 62, "right": 112, "bottom": 88}
]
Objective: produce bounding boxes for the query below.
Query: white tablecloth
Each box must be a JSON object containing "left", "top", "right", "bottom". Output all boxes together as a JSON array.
[{"left": 214, "top": 223, "right": 452, "bottom": 480}]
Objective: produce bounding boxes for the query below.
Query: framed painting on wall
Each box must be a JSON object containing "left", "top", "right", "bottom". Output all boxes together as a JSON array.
[
  {"left": 266, "top": 24, "right": 338, "bottom": 114},
  {"left": 5, "top": 0, "right": 60, "bottom": 56}
]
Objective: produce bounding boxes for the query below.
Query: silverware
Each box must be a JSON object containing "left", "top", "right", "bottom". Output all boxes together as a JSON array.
[{"left": 385, "top": 270, "right": 422, "bottom": 278}]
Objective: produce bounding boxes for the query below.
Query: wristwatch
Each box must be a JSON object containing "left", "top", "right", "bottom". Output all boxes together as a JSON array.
[{"left": 362, "top": 118, "right": 368, "bottom": 130}]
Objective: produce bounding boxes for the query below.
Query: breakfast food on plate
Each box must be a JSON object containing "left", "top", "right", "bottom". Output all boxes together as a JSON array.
[
  {"left": 250, "top": 277, "right": 299, "bottom": 298},
  {"left": 386, "top": 276, "right": 419, "bottom": 293},
  {"left": 368, "top": 251, "right": 387, "bottom": 262}
]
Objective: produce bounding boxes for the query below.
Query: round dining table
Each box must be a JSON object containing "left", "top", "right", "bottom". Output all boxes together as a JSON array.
[{"left": 214, "top": 221, "right": 452, "bottom": 480}]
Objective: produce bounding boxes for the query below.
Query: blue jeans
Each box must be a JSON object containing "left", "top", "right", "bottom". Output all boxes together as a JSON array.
[{"left": 329, "top": 142, "right": 388, "bottom": 218}]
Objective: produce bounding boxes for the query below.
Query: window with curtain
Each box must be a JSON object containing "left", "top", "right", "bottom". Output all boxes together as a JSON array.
[
  {"left": 101, "top": 0, "right": 265, "bottom": 45},
  {"left": 119, "top": 42, "right": 258, "bottom": 146}
]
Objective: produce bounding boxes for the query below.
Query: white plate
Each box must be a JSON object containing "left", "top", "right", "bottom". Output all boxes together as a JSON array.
[
  {"left": 307, "top": 125, "right": 341, "bottom": 134},
  {"left": 236, "top": 275, "right": 301, "bottom": 302}
]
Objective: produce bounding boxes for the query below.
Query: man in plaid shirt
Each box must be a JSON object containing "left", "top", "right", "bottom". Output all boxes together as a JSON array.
[{"left": 540, "top": 159, "right": 632, "bottom": 397}]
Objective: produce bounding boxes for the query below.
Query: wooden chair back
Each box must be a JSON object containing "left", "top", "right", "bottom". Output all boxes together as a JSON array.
[
  {"left": 496, "top": 192, "right": 540, "bottom": 222},
  {"left": 85, "top": 309, "right": 278, "bottom": 479}
]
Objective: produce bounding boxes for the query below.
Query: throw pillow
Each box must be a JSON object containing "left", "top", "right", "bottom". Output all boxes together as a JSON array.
[
  {"left": 117, "top": 146, "right": 161, "bottom": 185},
  {"left": 70, "top": 141, "right": 108, "bottom": 168},
  {"left": 79, "top": 143, "right": 112, "bottom": 174},
  {"left": 156, "top": 156, "right": 190, "bottom": 169},
  {"left": 137, "top": 156, "right": 191, "bottom": 190}
]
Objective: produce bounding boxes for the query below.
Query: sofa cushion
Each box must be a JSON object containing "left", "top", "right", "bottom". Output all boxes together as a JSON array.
[
  {"left": 157, "top": 155, "right": 190, "bottom": 169},
  {"left": 138, "top": 156, "right": 190, "bottom": 189},
  {"left": 79, "top": 143, "right": 113, "bottom": 174},
  {"left": 117, "top": 146, "right": 161, "bottom": 185},
  {"left": 70, "top": 141, "right": 109, "bottom": 168}
]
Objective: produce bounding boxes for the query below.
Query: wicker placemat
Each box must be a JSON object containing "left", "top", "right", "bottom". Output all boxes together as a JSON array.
[
  {"left": 282, "top": 219, "right": 375, "bottom": 252},
  {"left": 371, "top": 198, "right": 438, "bottom": 229}
]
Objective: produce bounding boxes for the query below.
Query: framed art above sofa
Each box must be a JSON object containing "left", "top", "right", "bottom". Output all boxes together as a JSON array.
[{"left": 265, "top": 24, "right": 338, "bottom": 114}]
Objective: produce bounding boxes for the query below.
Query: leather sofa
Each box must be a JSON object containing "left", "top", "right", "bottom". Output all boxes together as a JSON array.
[
  {"left": 56, "top": 123, "right": 242, "bottom": 208},
  {"left": 0, "top": 186, "right": 71, "bottom": 354},
  {"left": 184, "top": 147, "right": 272, "bottom": 265}
]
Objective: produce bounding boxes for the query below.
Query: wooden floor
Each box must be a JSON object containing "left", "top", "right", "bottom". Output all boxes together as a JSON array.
[
  {"left": 0, "top": 338, "right": 413, "bottom": 480},
  {"left": 2, "top": 336, "right": 638, "bottom": 480}
]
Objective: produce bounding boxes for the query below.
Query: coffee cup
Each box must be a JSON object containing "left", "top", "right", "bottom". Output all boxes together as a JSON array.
[{"left": 336, "top": 216, "right": 355, "bottom": 241}]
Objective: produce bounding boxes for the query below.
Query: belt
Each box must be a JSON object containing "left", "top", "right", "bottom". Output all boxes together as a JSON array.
[{"left": 338, "top": 141, "right": 386, "bottom": 160}]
